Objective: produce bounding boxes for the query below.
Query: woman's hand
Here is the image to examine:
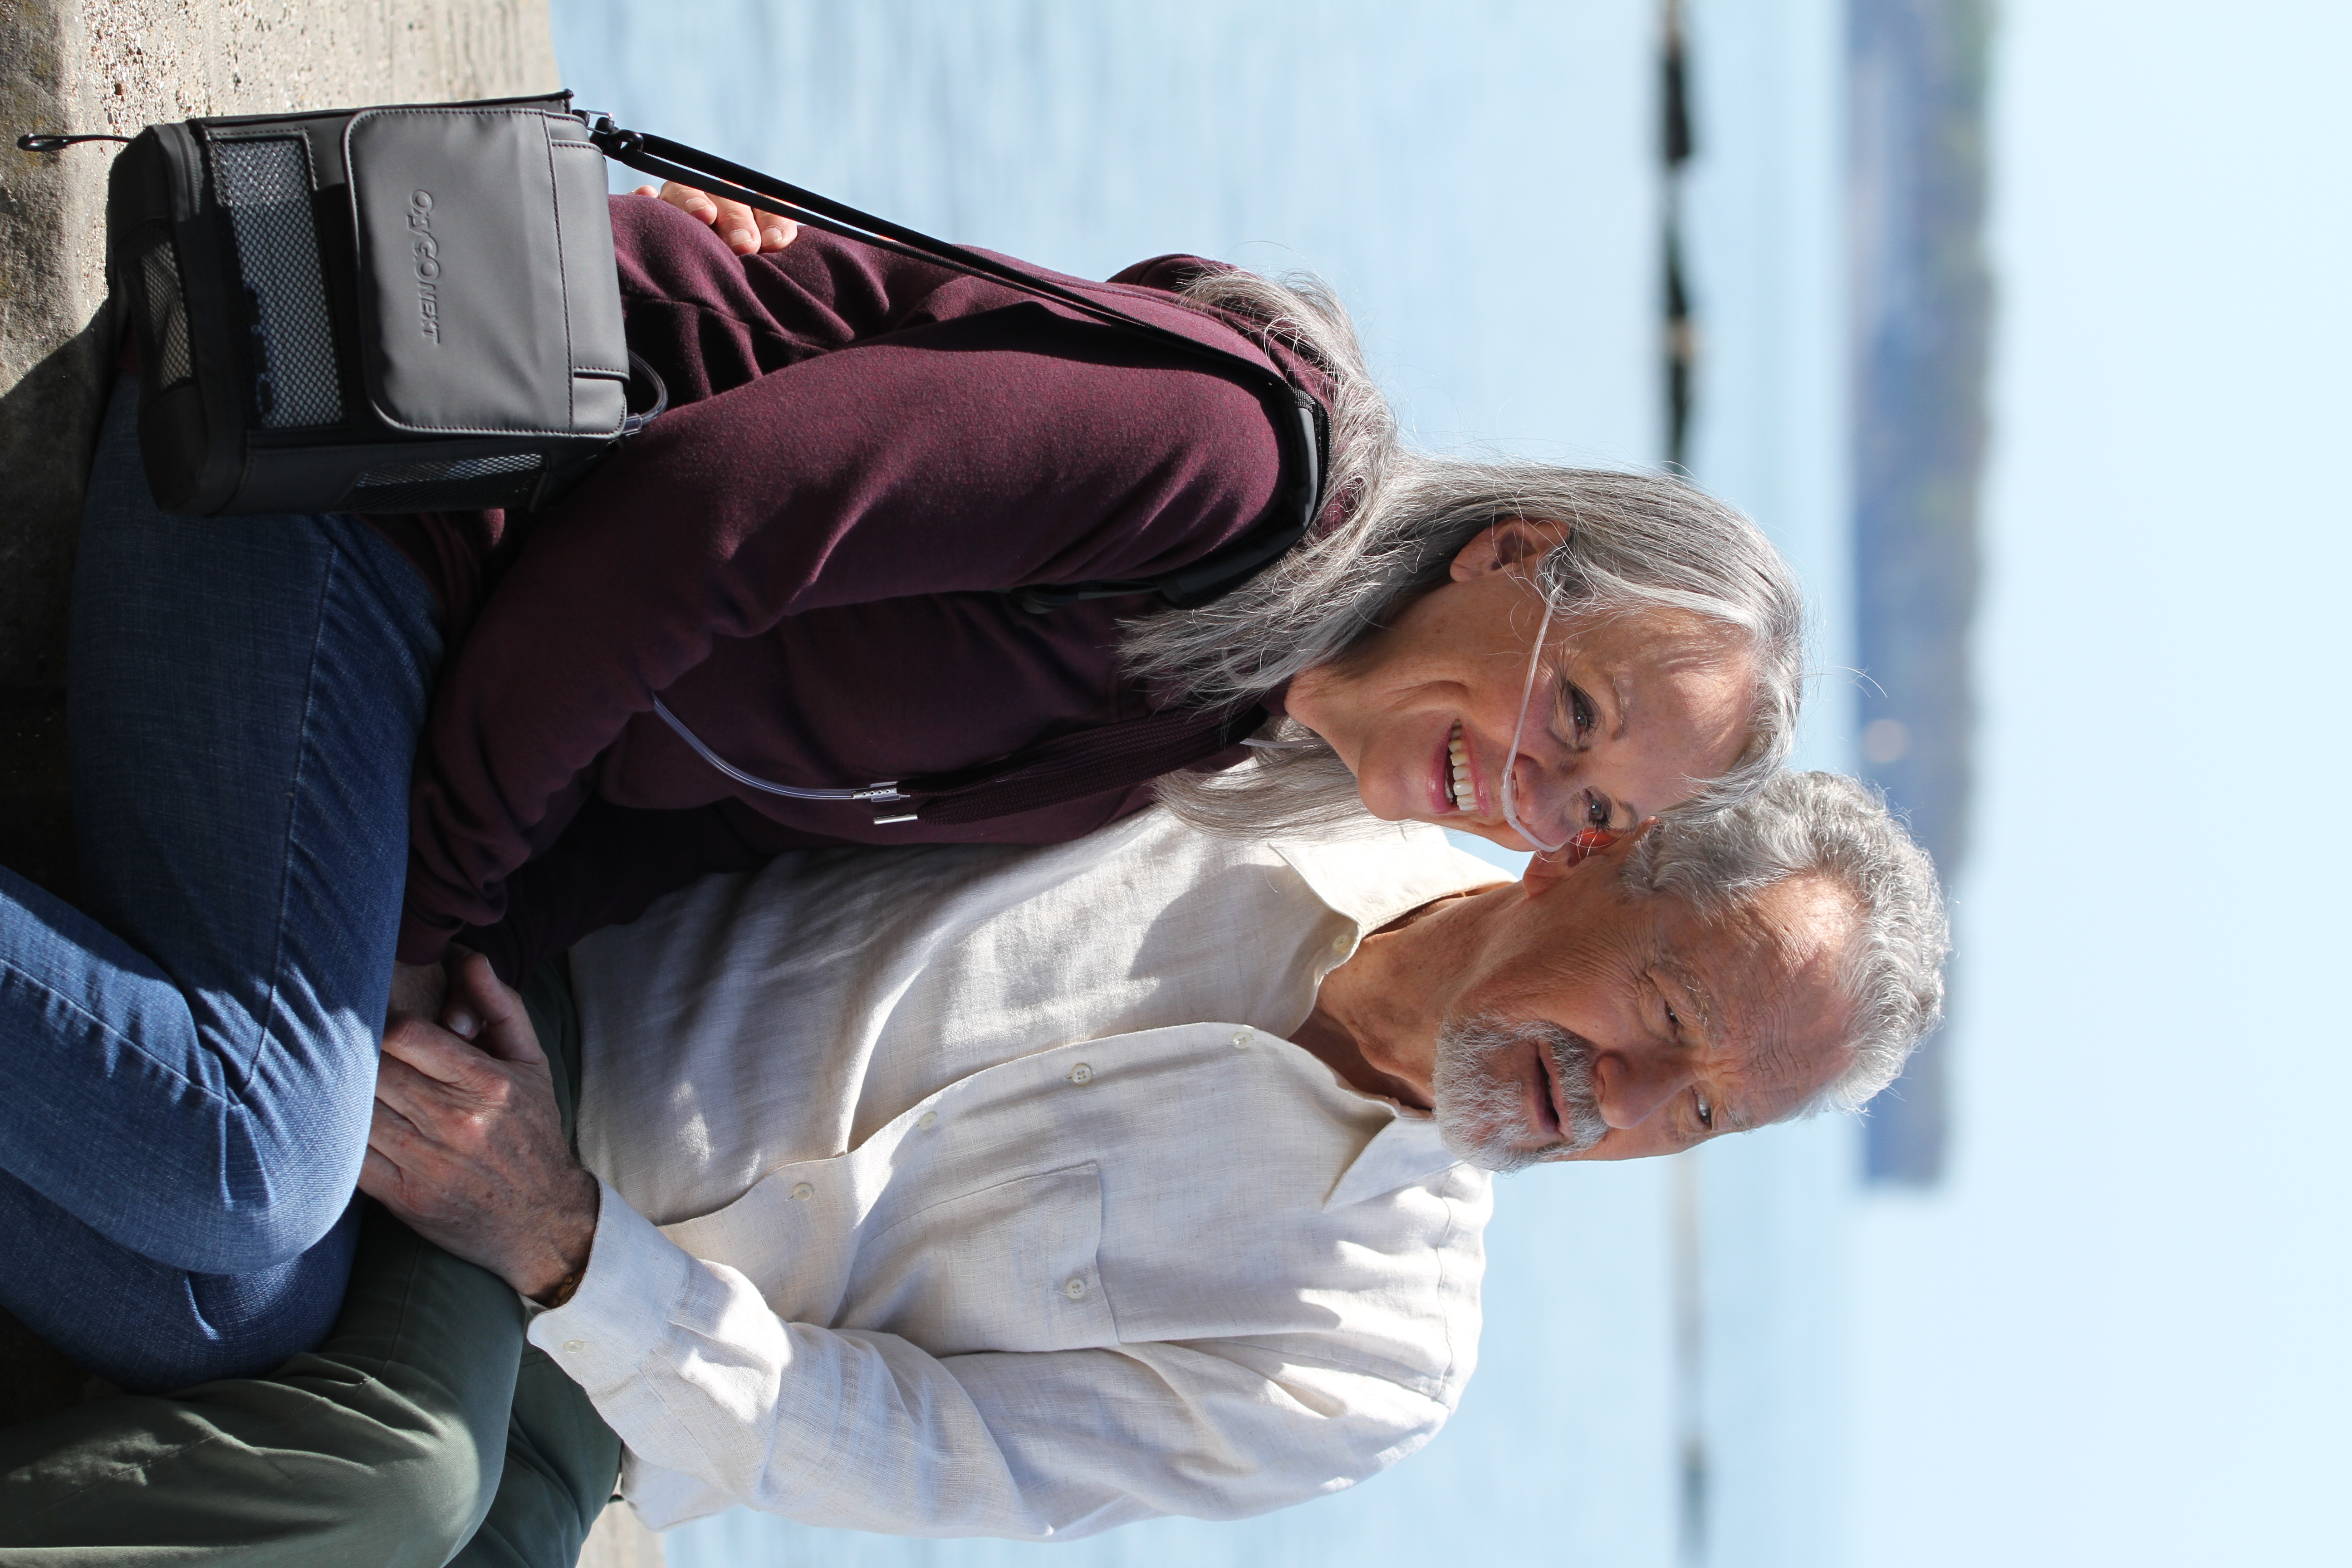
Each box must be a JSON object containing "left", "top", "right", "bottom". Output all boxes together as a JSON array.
[
  {"left": 633, "top": 180, "right": 800, "bottom": 256},
  {"left": 361, "top": 952, "right": 598, "bottom": 1302}
]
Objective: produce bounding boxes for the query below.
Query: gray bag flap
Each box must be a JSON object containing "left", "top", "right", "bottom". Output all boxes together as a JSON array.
[{"left": 345, "top": 107, "right": 629, "bottom": 438}]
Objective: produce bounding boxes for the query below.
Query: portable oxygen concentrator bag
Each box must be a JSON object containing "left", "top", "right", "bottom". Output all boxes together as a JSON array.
[
  {"left": 74, "top": 89, "right": 1325, "bottom": 603},
  {"left": 103, "top": 92, "right": 652, "bottom": 517}
]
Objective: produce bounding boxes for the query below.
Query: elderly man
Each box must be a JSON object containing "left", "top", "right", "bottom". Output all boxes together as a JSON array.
[{"left": 0, "top": 771, "right": 1943, "bottom": 1564}]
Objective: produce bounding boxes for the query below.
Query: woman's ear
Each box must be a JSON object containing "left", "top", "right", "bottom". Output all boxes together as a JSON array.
[{"left": 1448, "top": 517, "right": 1572, "bottom": 582}]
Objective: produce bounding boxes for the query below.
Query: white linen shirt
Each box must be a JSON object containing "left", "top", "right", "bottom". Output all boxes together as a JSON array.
[{"left": 533, "top": 808, "right": 1503, "bottom": 1537}]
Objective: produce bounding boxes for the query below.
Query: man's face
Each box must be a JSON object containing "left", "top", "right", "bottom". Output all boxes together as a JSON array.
[{"left": 1426, "top": 846, "right": 1860, "bottom": 1169}]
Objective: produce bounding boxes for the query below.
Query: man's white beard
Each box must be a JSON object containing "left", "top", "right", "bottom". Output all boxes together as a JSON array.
[{"left": 1431, "top": 1014, "right": 1611, "bottom": 1172}]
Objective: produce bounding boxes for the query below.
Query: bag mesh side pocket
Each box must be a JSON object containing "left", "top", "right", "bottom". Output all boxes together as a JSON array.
[
  {"left": 211, "top": 136, "right": 343, "bottom": 429},
  {"left": 137, "top": 240, "right": 195, "bottom": 391},
  {"left": 340, "top": 451, "right": 544, "bottom": 512}
]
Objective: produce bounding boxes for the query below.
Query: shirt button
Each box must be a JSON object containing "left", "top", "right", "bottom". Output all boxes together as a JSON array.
[
  {"left": 1067, "top": 1063, "right": 1094, "bottom": 1085},
  {"left": 790, "top": 1181, "right": 815, "bottom": 1200},
  {"left": 562, "top": 1339, "right": 584, "bottom": 1352},
  {"left": 1063, "top": 1277, "right": 1088, "bottom": 1300},
  {"left": 1332, "top": 934, "right": 1351, "bottom": 953},
  {"left": 918, "top": 1110, "right": 938, "bottom": 1131},
  {"left": 1230, "top": 1030, "right": 1252, "bottom": 1049}
]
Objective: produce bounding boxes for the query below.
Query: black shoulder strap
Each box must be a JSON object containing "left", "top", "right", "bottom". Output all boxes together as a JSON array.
[{"left": 587, "top": 119, "right": 1327, "bottom": 613}]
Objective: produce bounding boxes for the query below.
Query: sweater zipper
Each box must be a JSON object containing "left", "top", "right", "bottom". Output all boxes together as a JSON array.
[{"left": 652, "top": 697, "right": 918, "bottom": 823}]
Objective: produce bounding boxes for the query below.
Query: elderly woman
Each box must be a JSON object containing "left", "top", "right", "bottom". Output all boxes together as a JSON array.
[
  {"left": 0, "top": 186, "right": 1802, "bottom": 1394},
  {"left": 392, "top": 187, "right": 1803, "bottom": 980}
]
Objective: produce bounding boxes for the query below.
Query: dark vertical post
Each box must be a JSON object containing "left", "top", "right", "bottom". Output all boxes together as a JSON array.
[
  {"left": 1672, "top": 1151, "right": 1709, "bottom": 1568},
  {"left": 1662, "top": 0, "right": 1696, "bottom": 472}
]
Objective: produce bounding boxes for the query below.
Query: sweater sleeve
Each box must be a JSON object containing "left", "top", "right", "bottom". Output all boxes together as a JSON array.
[
  {"left": 398, "top": 299, "right": 1287, "bottom": 962},
  {"left": 529, "top": 1184, "right": 1449, "bottom": 1538}
]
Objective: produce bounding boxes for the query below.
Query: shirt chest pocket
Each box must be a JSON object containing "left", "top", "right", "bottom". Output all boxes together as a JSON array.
[{"left": 838, "top": 1162, "right": 1117, "bottom": 1356}]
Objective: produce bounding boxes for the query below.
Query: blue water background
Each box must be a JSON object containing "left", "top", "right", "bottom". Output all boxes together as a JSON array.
[{"left": 546, "top": 4, "right": 1857, "bottom": 1563}]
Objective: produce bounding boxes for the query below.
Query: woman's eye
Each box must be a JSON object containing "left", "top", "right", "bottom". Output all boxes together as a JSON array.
[{"left": 1565, "top": 683, "right": 1598, "bottom": 739}]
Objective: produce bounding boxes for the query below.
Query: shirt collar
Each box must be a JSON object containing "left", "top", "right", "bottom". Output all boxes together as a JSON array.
[
  {"left": 1266, "top": 823, "right": 1509, "bottom": 1208},
  {"left": 1323, "top": 1112, "right": 1475, "bottom": 1210},
  {"left": 1269, "top": 822, "right": 1509, "bottom": 964}
]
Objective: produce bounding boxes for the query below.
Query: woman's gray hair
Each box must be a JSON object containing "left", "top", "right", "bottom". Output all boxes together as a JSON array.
[
  {"left": 1127, "top": 267, "right": 1808, "bottom": 838},
  {"left": 1619, "top": 769, "right": 1950, "bottom": 1114}
]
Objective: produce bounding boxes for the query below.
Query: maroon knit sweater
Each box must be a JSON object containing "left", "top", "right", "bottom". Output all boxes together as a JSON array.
[{"left": 381, "top": 195, "right": 1333, "bottom": 974}]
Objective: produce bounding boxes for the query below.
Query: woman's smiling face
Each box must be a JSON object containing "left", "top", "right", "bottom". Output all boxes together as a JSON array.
[{"left": 1284, "top": 520, "right": 1758, "bottom": 852}]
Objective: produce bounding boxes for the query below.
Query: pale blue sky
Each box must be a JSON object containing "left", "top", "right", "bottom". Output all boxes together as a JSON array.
[{"left": 1848, "top": 3, "right": 2352, "bottom": 1562}]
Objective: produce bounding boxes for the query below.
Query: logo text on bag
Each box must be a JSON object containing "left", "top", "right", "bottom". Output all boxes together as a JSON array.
[{"left": 408, "top": 190, "right": 441, "bottom": 343}]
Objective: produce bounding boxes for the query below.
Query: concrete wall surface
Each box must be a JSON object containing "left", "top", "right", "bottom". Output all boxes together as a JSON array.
[{"left": 0, "top": 0, "right": 559, "bottom": 894}]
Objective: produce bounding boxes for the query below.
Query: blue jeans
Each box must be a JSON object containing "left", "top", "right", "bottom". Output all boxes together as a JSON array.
[{"left": 0, "top": 379, "right": 442, "bottom": 1391}]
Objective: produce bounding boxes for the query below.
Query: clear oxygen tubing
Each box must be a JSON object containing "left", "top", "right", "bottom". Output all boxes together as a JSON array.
[
  {"left": 1501, "top": 594, "right": 1571, "bottom": 854},
  {"left": 650, "top": 696, "right": 914, "bottom": 821}
]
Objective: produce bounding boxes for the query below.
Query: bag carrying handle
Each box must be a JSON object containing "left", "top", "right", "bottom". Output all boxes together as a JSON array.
[{"left": 588, "top": 119, "right": 1327, "bottom": 613}]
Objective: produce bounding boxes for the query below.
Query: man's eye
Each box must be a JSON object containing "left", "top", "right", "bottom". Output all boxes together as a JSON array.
[
  {"left": 1694, "top": 1093, "right": 1714, "bottom": 1132},
  {"left": 1583, "top": 791, "right": 1612, "bottom": 829}
]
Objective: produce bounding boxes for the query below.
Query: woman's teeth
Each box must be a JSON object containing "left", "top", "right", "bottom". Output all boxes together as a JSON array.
[{"left": 1448, "top": 723, "right": 1473, "bottom": 811}]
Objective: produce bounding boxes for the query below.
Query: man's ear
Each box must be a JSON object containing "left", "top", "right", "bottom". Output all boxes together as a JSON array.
[{"left": 1449, "top": 516, "right": 1571, "bottom": 582}]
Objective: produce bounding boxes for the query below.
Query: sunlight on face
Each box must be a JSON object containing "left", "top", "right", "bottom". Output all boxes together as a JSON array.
[
  {"left": 1430, "top": 871, "right": 1862, "bottom": 1167},
  {"left": 1285, "top": 524, "right": 1755, "bottom": 852}
]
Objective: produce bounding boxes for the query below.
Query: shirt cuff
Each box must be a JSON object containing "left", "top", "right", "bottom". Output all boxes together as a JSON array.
[{"left": 525, "top": 1178, "right": 698, "bottom": 1392}]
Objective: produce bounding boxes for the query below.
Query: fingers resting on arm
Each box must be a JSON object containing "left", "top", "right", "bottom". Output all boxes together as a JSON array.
[
  {"left": 437, "top": 950, "right": 545, "bottom": 1063},
  {"left": 632, "top": 180, "right": 800, "bottom": 255},
  {"left": 386, "top": 959, "right": 447, "bottom": 1026}
]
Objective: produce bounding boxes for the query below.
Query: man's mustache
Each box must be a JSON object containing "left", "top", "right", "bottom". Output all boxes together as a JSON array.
[
  {"left": 1431, "top": 1014, "right": 1610, "bottom": 1172},
  {"left": 1540, "top": 1030, "right": 1611, "bottom": 1157}
]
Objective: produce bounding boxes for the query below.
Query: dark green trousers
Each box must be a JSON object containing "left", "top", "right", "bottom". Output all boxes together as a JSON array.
[{"left": 0, "top": 965, "right": 620, "bottom": 1567}]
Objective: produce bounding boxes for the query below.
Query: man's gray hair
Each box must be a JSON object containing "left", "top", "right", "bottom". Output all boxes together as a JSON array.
[
  {"left": 1125, "top": 266, "right": 1809, "bottom": 837},
  {"left": 1618, "top": 769, "right": 1950, "bottom": 1113}
]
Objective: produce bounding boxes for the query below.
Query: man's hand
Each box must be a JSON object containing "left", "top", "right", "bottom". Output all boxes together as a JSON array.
[
  {"left": 632, "top": 180, "right": 799, "bottom": 255},
  {"left": 387, "top": 959, "right": 447, "bottom": 1025},
  {"left": 362, "top": 953, "right": 598, "bottom": 1301}
]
